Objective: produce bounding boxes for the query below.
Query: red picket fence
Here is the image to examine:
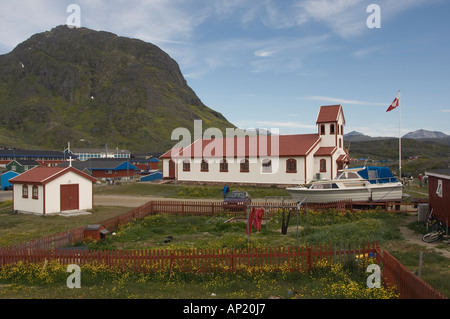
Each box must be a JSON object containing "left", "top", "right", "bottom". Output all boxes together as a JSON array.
[
  {"left": 0, "top": 243, "right": 379, "bottom": 274},
  {"left": 378, "top": 248, "right": 446, "bottom": 299}
]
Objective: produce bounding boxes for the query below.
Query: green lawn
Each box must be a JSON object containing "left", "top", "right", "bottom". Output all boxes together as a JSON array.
[{"left": 94, "top": 182, "right": 290, "bottom": 199}]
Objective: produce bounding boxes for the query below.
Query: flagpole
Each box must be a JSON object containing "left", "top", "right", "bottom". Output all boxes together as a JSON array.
[{"left": 398, "top": 90, "right": 402, "bottom": 179}]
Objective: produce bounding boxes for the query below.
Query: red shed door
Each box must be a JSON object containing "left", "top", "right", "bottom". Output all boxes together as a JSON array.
[
  {"left": 168, "top": 160, "right": 176, "bottom": 179},
  {"left": 60, "top": 184, "right": 79, "bottom": 211}
]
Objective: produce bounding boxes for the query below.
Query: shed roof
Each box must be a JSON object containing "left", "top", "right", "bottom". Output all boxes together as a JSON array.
[
  {"left": 84, "top": 224, "right": 105, "bottom": 231},
  {"left": 426, "top": 169, "right": 450, "bottom": 179},
  {"left": 9, "top": 166, "right": 97, "bottom": 185},
  {"left": 1, "top": 171, "right": 20, "bottom": 177}
]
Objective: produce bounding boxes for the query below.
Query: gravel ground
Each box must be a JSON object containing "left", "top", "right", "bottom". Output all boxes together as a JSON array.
[
  {"left": 398, "top": 215, "right": 450, "bottom": 258},
  {"left": 93, "top": 194, "right": 216, "bottom": 207}
]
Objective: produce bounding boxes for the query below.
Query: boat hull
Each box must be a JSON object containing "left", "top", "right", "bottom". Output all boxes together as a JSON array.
[{"left": 286, "top": 184, "right": 402, "bottom": 203}]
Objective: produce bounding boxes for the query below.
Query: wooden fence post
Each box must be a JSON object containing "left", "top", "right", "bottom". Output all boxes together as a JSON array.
[
  {"left": 307, "top": 246, "right": 313, "bottom": 271},
  {"left": 230, "top": 249, "right": 234, "bottom": 273},
  {"left": 169, "top": 252, "right": 175, "bottom": 278}
]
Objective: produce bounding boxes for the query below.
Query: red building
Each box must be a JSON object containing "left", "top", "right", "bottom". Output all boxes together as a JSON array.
[
  {"left": 0, "top": 149, "right": 72, "bottom": 167},
  {"left": 129, "top": 157, "right": 159, "bottom": 171},
  {"left": 425, "top": 169, "right": 450, "bottom": 226},
  {"left": 84, "top": 224, "right": 109, "bottom": 241}
]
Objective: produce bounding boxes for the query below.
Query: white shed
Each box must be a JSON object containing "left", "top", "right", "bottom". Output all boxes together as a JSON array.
[{"left": 9, "top": 166, "right": 97, "bottom": 215}]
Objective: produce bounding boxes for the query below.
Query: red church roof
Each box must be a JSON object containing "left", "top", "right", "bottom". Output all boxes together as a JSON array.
[
  {"left": 10, "top": 166, "right": 97, "bottom": 185},
  {"left": 314, "top": 147, "right": 337, "bottom": 156},
  {"left": 161, "top": 133, "right": 322, "bottom": 159},
  {"left": 316, "top": 104, "right": 345, "bottom": 124}
]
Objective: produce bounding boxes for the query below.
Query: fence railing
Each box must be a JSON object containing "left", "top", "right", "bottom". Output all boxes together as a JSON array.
[
  {"left": 0, "top": 243, "right": 379, "bottom": 273},
  {"left": 378, "top": 248, "right": 446, "bottom": 299}
]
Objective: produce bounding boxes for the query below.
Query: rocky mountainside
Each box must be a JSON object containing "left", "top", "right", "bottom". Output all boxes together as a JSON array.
[
  {"left": 0, "top": 25, "right": 234, "bottom": 153},
  {"left": 402, "top": 129, "right": 449, "bottom": 139}
]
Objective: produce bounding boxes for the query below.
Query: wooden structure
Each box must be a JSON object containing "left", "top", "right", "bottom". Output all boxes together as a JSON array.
[
  {"left": 425, "top": 169, "right": 450, "bottom": 226},
  {"left": 84, "top": 224, "right": 109, "bottom": 241}
]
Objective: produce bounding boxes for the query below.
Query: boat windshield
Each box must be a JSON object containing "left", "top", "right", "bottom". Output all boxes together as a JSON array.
[
  {"left": 335, "top": 171, "right": 360, "bottom": 180},
  {"left": 311, "top": 183, "right": 339, "bottom": 189}
]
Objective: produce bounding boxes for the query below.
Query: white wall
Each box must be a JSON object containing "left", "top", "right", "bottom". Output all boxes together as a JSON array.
[
  {"left": 13, "top": 185, "right": 44, "bottom": 214},
  {"left": 173, "top": 156, "right": 307, "bottom": 185},
  {"left": 46, "top": 171, "right": 93, "bottom": 214}
]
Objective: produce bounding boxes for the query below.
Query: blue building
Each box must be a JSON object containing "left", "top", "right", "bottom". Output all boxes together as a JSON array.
[{"left": 1, "top": 171, "right": 19, "bottom": 190}]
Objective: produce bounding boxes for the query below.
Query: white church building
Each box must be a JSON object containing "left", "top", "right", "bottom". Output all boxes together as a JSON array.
[{"left": 160, "top": 105, "right": 349, "bottom": 185}]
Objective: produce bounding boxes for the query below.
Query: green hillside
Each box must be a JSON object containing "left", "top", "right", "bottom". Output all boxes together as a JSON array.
[
  {"left": 0, "top": 25, "right": 234, "bottom": 153},
  {"left": 345, "top": 138, "right": 450, "bottom": 176}
]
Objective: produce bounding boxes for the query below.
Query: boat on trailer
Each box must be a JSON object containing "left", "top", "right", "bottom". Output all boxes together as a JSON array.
[{"left": 286, "top": 166, "right": 403, "bottom": 204}]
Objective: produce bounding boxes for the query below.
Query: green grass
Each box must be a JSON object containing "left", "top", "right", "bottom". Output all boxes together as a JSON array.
[
  {"left": 0, "top": 203, "right": 131, "bottom": 247},
  {"left": 80, "top": 208, "right": 403, "bottom": 251},
  {"left": 0, "top": 255, "right": 398, "bottom": 299},
  {"left": 94, "top": 182, "right": 290, "bottom": 199}
]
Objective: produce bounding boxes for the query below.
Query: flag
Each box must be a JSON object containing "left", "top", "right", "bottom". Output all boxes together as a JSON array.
[{"left": 386, "top": 92, "right": 400, "bottom": 112}]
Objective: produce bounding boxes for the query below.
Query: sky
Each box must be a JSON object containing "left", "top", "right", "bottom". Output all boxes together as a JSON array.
[{"left": 0, "top": 0, "right": 449, "bottom": 138}]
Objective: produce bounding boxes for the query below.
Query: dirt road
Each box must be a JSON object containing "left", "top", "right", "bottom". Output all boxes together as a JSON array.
[
  {"left": 398, "top": 215, "right": 450, "bottom": 258},
  {"left": 93, "top": 194, "right": 215, "bottom": 207}
]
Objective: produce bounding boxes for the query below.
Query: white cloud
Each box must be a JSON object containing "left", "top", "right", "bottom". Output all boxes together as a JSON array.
[
  {"left": 179, "top": 34, "right": 330, "bottom": 78},
  {"left": 305, "top": 95, "right": 387, "bottom": 107},
  {"left": 352, "top": 47, "right": 379, "bottom": 58},
  {"left": 254, "top": 49, "right": 276, "bottom": 57},
  {"left": 0, "top": 0, "right": 66, "bottom": 52}
]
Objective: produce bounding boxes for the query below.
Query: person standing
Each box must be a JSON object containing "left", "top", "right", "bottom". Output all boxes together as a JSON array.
[{"left": 223, "top": 185, "right": 230, "bottom": 198}]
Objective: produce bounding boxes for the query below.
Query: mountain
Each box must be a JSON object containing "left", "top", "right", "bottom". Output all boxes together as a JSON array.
[
  {"left": 344, "top": 131, "right": 392, "bottom": 142},
  {"left": 402, "top": 129, "right": 449, "bottom": 140},
  {"left": 0, "top": 25, "right": 234, "bottom": 153}
]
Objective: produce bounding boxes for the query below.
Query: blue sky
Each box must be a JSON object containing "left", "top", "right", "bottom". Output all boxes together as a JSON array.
[{"left": 1, "top": 0, "right": 449, "bottom": 137}]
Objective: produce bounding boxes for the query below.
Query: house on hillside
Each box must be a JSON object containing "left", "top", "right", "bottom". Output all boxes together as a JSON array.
[
  {"left": 0, "top": 149, "right": 73, "bottom": 167},
  {"left": 59, "top": 158, "right": 139, "bottom": 181},
  {"left": 6, "top": 159, "right": 40, "bottom": 173},
  {"left": 9, "top": 166, "right": 97, "bottom": 215},
  {"left": 160, "top": 105, "right": 349, "bottom": 185},
  {"left": 425, "top": 169, "right": 450, "bottom": 227}
]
